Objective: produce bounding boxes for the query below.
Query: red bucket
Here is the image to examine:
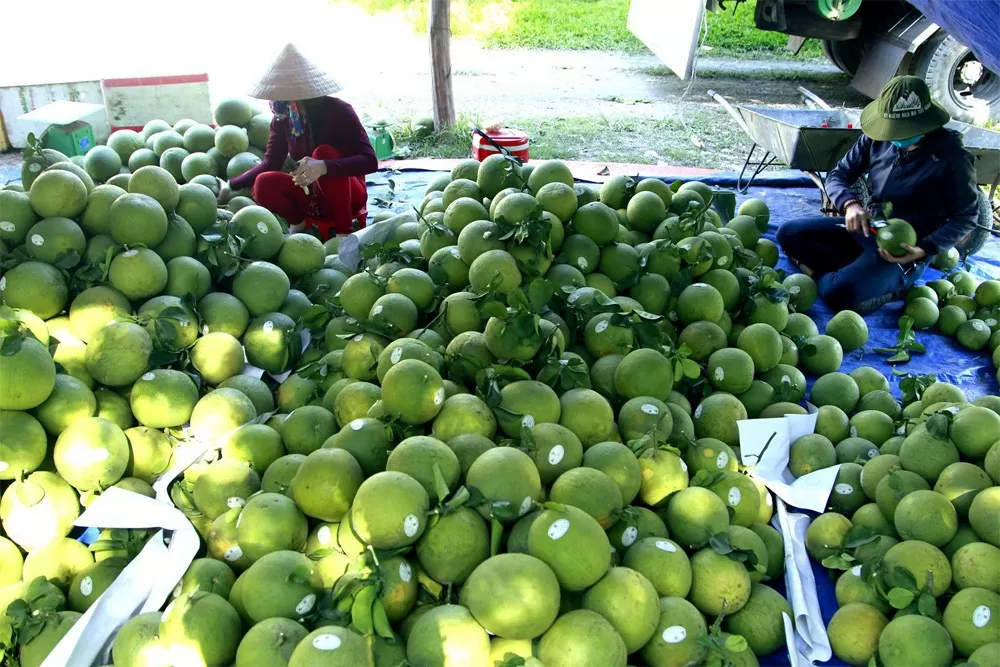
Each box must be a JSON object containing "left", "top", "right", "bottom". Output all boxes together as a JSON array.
[{"left": 472, "top": 128, "right": 530, "bottom": 162}]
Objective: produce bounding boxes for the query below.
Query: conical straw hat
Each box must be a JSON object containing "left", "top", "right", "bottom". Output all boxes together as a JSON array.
[{"left": 250, "top": 43, "right": 343, "bottom": 101}]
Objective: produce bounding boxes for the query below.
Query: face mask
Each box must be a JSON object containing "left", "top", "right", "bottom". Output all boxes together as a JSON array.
[{"left": 890, "top": 134, "right": 924, "bottom": 149}]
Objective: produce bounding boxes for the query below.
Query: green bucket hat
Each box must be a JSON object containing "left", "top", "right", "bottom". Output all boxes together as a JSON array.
[{"left": 860, "top": 75, "right": 950, "bottom": 142}]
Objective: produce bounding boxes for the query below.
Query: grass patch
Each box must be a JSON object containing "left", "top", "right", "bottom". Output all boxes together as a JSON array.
[
  {"left": 336, "top": 0, "right": 826, "bottom": 56},
  {"left": 391, "top": 112, "right": 750, "bottom": 170}
]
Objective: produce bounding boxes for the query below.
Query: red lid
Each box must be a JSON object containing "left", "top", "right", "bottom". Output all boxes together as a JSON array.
[{"left": 474, "top": 128, "right": 530, "bottom": 146}]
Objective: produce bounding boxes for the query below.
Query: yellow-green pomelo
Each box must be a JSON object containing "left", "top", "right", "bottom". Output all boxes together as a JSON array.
[
  {"left": 0, "top": 261, "right": 69, "bottom": 320},
  {"left": 624, "top": 536, "right": 692, "bottom": 597},
  {"left": 381, "top": 358, "right": 445, "bottom": 425},
  {"left": 416, "top": 506, "right": 489, "bottom": 585},
  {"left": 0, "top": 471, "right": 80, "bottom": 550},
  {"left": 110, "top": 611, "right": 164, "bottom": 667},
  {"left": 882, "top": 540, "right": 952, "bottom": 596},
  {"left": 236, "top": 492, "right": 308, "bottom": 562},
  {"left": 969, "top": 487, "right": 1000, "bottom": 546},
  {"left": 805, "top": 512, "right": 853, "bottom": 561},
  {"left": 173, "top": 558, "right": 236, "bottom": 600},
  {"left": 558, "top": 387, "right": 616, "bottom": 448},
  {"left": 827, "top": 602, "right": 889, "bottom": 666},
  {"left": 613, "top": 348, "right": 673, "bottom": 400},
  {"left": 466, "top": 447, "right": 543, "bottom": 522},
  {"left": 68, "top": 556, "right": 127, "bottom": 612},
  {"left": 709, "top": 470, "right": 761, "bottom": 527},
  {"left": 159, "top": 591, "right": 242, "bottom": 667},
  {"left": 550, "top": 467, "right": 623, "bottom": 529},
  {"left": 789, "top": 434, "right": 837, "bottom": 477},
  {"left": 581, "top": 566, "right": 659, "bottom": 652},
  {"left": 724, "top": 583, "right": 794, "bottom": 657},
  {"left": 289, "top": 626, "right": 373, "bottom": 667},
  {"left": 537, "top": 609, "right": 627, "bottom": 667},
  {"left": 736, "top": 323, "right": 782, "bottom": 373},
  {"left": 240, "top": 550, "right": 323, "bottom": 624},
  {"left": 108, "top": 248, "right": 169, "bottom": 301},
  {"left": 876, "top": 469, "right": 930, "bottom": 522},
  {"left": 460, "top": 553, "right": 560, "bottom": 639},
  {"left": 468, "top": 248, "right": 521, "bottom": 294},
  {"left": 129, "top": 165, "right": 179, "bottom": 212},
  {"left": 826, "top": 310, "right": 869, "bottom": 352},
  {"left": 642, "top": 596, "right": 709, "bottom": 667},
  {"left": 189, "top": 388, "right": 256, "bottom": 442},
  {"left": 406, "top": 604, "right": 489, "bottom": 667},
  {"left": 943, "top": 586, "right": 1000, "bottom": 656},
  {"left": 193, "top": 459, "right": 261, "bottom": 520},
  {"left": 430, "top": 392, "right": 497, "bottom": 445},
  {"left": 68, "top": 285, "right": 131, "bottom": 344},
  {"left": 19, "top": 611, "right": 82, "bottom": 667},
  {"left": 109, "top": 192, "right": 168, "bottom": 247},
  {"left": 123, "top": 426, "right": 173, "bottom": 484},
  {"left": 951, "top": 405, "right": 1000, "bottom": 458},
  {"left": 0, "top": 411, "right": 47, "bottom": 481},
  {"left": 351, "top": 471, "right": 429, "bottom": 549},
  {"left": 234, "top": 617, "right": 309, "bottom": 667},
  {"left": 582, "top": 441, "right": 641, "bottom": 506},
  {"left": 386, "top": 435, "right": 460, "bottom": 502},
  {"left": 277, "top": 405, "right": 336, "bottom": 456},
  {"left": 0, "top": 336, "right": 56, "bottom": 410},
  {"left": 198, "top": 292, "right": 250, "bottom": 338},
  {"left": 688, "top": 547, "right": 752, "bottom": 615},
  {"left": 952, "top": 542, "right": 1000, "bottom": 593},
  {"left": 289, "top": 448, "right": 363, "bottom": 522},
  {"left": 233, "top": 261, "right": 290, "bottom": 316},
  {"left": 29, "top": 169, "right": 88, "bottom": 218},
  {"left": 637, "top": 448, "right": 689, "bottom": 507},
  {"left": 693, "top": 391, "right": 748, "bottom": 448},
  {"left": 878, "top": 614, "right": 953, "bottom": 667},
  {"left": 893, "top": 489, "right": 958, "bottom": 546},
  {"left": 53, "top": 416, "right": 129, "bottom": 491},
  {"left": 31, "top": 373, "right": 96, "bottom": 435},
  {"left": 130, "top": 369, "right": 198, "bottom": 428},
  {"left": 899, "top": 423, "right": 960, "bottom": 483},
  {"left": 528, "top": 505, "right": 612, "bottom": 591},
  {"left": 21, "top": 536, "right": 94, "bottom": 590}
]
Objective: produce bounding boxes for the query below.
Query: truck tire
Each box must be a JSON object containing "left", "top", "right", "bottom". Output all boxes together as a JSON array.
[
  {"left": 822, "top": 38, "right": 865, "bottom": 76},
  {"left": 913, "top": 33, "right": 999, "bottom": 124}
]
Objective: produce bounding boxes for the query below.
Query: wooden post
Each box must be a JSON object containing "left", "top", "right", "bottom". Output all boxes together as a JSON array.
[{"left": 429, "top": 0, "right": 456, "bottom": 129}]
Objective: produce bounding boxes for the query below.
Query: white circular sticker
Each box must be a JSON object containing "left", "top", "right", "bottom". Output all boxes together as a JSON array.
[
  {"left": 521, "top": 415, "right": 535, "bottom": 429},
  {"left": 227, "top": 497, "right": 246, "bottom": 509},
  {"left": 622, "top": 526, "right": 638, "bottom": 547},
  {"left": 680, "top": 460, "right": 688, "bottom": 472},
  {"left": 728, "top": 487, "right": 742, "bottom": 506},
  {"left": 263, "top": 320, "right": 274, "bottom": 334},
  {"left": 224, "top": 545, "right": 243, "bottom": 562},
  {"left": 296, "top": 594, "right": 316, "bottom": 615},
  {"left": 312, "top": 634, "right": 342, "bottom": 650},
  {"left": 694, "top": 405, "right": 704, "bottom": 419},
  {"left": 851, "top": 565, "right": 863, "bottom": 577},
  {"left": 317, "top": 525, "right": 332, "bottom": 544},
  {"left": 450, "top": 247, "right": 461, "bottom": 259},
  {"left": 789, "top": 286, "right": 801, "bottom": 295},
  {"left": 256, "top": 222, "right": 268, "bottom": 234},
  {"left": 714, "top": 367, "right": 725, "bottom": 382},
  {"left": 399, "top": 561, "right": 412, "bottom": 583},
  {"left": 519, "top": 496, "right": 533, "bottom": 516},
  {"left": 548, "top": 518, "right": 571, "bottom": 540},
  {"left": 850, "top": 426, "right": 858, "bottom": 437},
  {"left": 578, "top": 258, "right": 588, "bottom": 270},
  {"left": 433, "top": 387, "right": 445, "bottom": 406},
  {"left": 30, "top": 234, "right": 44, "bottom": 246},
  {"left": 568, "top": 291, "right": 580, "bottom": 303},
  {"left": 973, "top": 606, "right": 992, "bottom": 628},
  {"left": 663, "top": 626, "right": 687, "bottom": 644},
  {"left": 372, "top": 305, "right": 383, "bottom": 316},
  {"left": 80, "top": 576, "right": 93, "bottom": 597},
  {"left": 781, "top": 374, "right": 792, "bottom": 386},
  {"left": 881, "top": 232, "right": 894, "bottom": 241},
  {"left": 987, "top": 319, "right": 998, "bottom": 328},
  {"left": 641, "top": 403, "right": 659, "bottom": 415},
  {"left": 973, "top": 321, "right": 987, "bottom": 332},
  {"left": 716, "top": 452, "right": 729, "bottom": 469},
  {"left": 835, "top": 483, "right": 854, "bottom": 495},
  {"left": 123, "top": 249, "right": 138, "bottom": 257},
  {"left": 0, "top": 277, "right": 5, "bottom": 291},
  {"left": 867, "top": 448, "right": 879, "bottom": 459},
  {"left": 595, "top": 320, "right": 609, "bottom": 333},
  {"left": 548, "top": 445, "right": 565, "bottom": 465},
  {"left": 390, "top": 347, "right": 403, "bottom": 364},
  {"left": 351, "top": 419, "right": 364, "bottom": 431},
  {"left": 141, "top": 372, "right": 155, "bottom": 381},
  {"left": 0, "top": 221, "right": 15, "bottom": 232},
  {"left": 669, "top": 311, "right": 678, "bottom": 322},
  {"left": 655, "top": 539, "right": 677, "bottom": 553},
  {"left": 718, "top": 256, "right": 729, "bottom": 267},
  {"left": 28, "top": 163, "right": 41, "bottom": 173},
  {"left": 352, "top": 334, "right": 364, "bottom": 342},
  {"left": 403, "top": 514, "right": 420, "bottom": 537}
]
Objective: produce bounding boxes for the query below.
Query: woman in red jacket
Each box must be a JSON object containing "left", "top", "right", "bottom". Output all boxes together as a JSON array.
[{"left": 220, "top": 43, "right": 378, "bottom": 238}]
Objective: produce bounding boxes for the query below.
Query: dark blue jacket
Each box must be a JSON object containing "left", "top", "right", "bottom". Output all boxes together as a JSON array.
[{"left": 825, "top": 128, "right": 979, "bottom": 256}]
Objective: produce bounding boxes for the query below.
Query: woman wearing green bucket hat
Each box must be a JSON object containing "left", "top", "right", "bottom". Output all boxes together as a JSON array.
[{"left": 777, "top": 75, "right": 980, "bottom": 314}]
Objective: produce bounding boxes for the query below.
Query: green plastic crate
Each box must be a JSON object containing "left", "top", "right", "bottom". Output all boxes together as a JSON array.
[{"left": 42, "top": 121, "right": 95, "bottom": 157}]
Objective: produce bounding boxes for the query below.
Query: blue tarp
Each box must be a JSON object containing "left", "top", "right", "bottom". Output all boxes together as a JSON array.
[
  {"left": 906, "top": 0, "right": 1000, "bottom": 75},
  {"left": 367, "top": 167, "right": 1000, "bottom": 402}
]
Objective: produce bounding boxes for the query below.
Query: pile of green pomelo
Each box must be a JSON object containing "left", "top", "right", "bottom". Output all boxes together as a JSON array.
[{"left": 1, "top": 96, "right": 998, "bottom": 667}]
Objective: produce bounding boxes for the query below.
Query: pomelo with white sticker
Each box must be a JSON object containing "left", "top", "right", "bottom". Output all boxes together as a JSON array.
[
  {"left": 450, "top": 247, "right": 461, "bottom": 259},
  {"left": 850, "top": 426, "right": 858, "bottom": 437},
  {"left": 227, "top": 497, "right": 246, "bottom": 509},
  {"left": 973, "top": 321, "right": 987, "bottom": 332},
  {"left": 851, "top": 565, "right": 863, "bottom": 577},
  {"left": 622, "top": 526, "right": 638, "bottom": 547},
  {"left": 714, "top": 367, "right": 725, "bottom": 381},
  {"left": 520, "top": 496, "right": 533, "bottom": 516},
  {"left": 988, "top": 319, "right": 998, "bottom": 328},
  {"left": 434, "top": 387, "right": 445, "bottom": 405},
  {"left": 521, "top": 414, "right": 535, "bottom": 428},
  {"left": 224, "top": 546, "right": 243, "bottom": 561},
  {"left": 390, "top": 347, "right": 403, "bottom": 364},
  {"left": 640, "top": 403, "right": 659, "bottom": 415},
  {"left": 718, "top": 256, "right": 728, "bottom": 266},
  {"left": 0, "top": 222, "right": 14, "bottom": 232},
  {"left": 568, "top": 291, "right": 580, "bottom": 303},
  {"left": 789, "top": 286, "right": 800, "bottom": 295},
  {"left": 317, "top": 525, "right": 332, "bottom": 544},
  {"left": 256, "top": 222, "right": 269, "bottom": 234},
  {"left": 141, "top": 372, "right": 155, "bottom": 381},
  {"left": 595, "top": 320, "right": 608, "bottom": 333},
  {"left": 80, "top": 576, "right": 93, "bottom": 597},
  {"left": 263, "top": 320, "right": 274, "bottom": 334},
  {"left": 766, "top": 494, "right": 772, "bottom": 507},
  {"left": 296, "top": 594, "right": 316, "bottom": 615},
  {"left": 31, "top": 234, "right": 44, "bottom": 246},
  {"left": 680, "top": 460, "right": 688, "bottom": 472},
  {"left": 313, "top": 634, "right": 342, "bottom": 650},
  {"left": 0, "top": 277, "right": 5, "bottom": 290},
  {"left": 835, "top": 483, "right": 854, "bottom": 495},
  {"left": 403, "top": 514, "right": 420, "bottom": 537},
  {"left": 728, "top": 487, "right": 741, "bottom": 506},
  {"left": 399, "top": 561, "right": 412, "bottom": 583},
  {"left": 353, "top": 334, "right": 364, "bottom": 342},
  {"left": 868, "top": 448, "right": 879, "bottom": 459},
  {"left": 351, "top": 419, "right": 364, "bottom": 431},
  {"left": 578, "top": 258, "right": 588, "bottom": 270},
  {"left": 694, "top": 405, "right": 703, "bottom": 419},
  {"left": 548, "top": 519, "right": 570, "bottom": 540},
  {"left": 372, "top": 305, "right": 383, "bottom": 316},
  {"left": 123, "top": 249, "right": 138, "bottom": 257},
  {"left": 663, "top": 626, "right": 687, "bottom": 643},
  {"left": 716, "top": 452, "right": 729, "bottom": 469},
  {"left": 548, "top": 445, "right": 565, "bottom": 465},
  {"left": 973, "top": 605, "right": 991, "bottom": 628},
  {"left": 655, "top": 540, "right": 677, "bottom": 553}
]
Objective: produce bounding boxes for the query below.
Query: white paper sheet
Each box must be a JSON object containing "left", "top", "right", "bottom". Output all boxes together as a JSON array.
[
  {"left": 775, "top": 499, "right": 832, "bottom": 665},
  {"left": 41, "top": 488, "right": 200, "bottom": 667}
]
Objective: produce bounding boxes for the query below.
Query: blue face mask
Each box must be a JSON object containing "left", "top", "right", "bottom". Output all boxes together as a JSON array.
[{"left": 890, "top": 134, "right": 924, "bottom": 149}]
